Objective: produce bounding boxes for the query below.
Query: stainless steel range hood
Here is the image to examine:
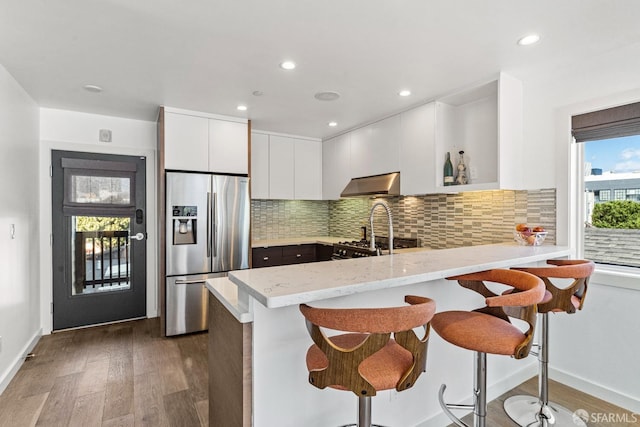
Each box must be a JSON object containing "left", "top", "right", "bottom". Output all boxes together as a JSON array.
[{"left": 340, "top": 172, "right": 400, "bottom": 197}]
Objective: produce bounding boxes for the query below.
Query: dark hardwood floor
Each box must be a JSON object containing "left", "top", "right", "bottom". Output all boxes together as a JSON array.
[
  {"left": 0, "top": 318, "right": 207, "bottom": 427},
  {"left": 0, "top": 318, "right": 635, "bottom": 426}
]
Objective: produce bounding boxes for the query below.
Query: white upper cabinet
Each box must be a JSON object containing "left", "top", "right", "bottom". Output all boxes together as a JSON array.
[
  {"left": 434, "top": 73, "right": 522, "bottom": 192},
  {"left": 163, "top": 108, "right": 248, "bottom": 174},
  {"left": 322, "top": 133, "right": 351, "bottom": 200},
  {"left": 294, "top": 140, "right": 322, "bottom": 200},
  {"left": 369, "top": 115, "right": 400, "bottom": 175},
  {"left": 348, "top": 125, "right": 371, "bottom": 179},
  {"left": 349, "top": 115, "right": 400, "bottom": 178},
  {"left": 399, "top": 102, "right": 436, "bottom": 195},
  {"left": 321, "top": 72, "right": 522, "bottom": 196},
  {"left": 209, "top": 119, "right": 248, "bottom": 174},
  {"left": 164, "top": 112, "right": 209, "bottom": 171},
  {"left": 252, "top": 131, "right": 323, "bottom": 200},
  {"left": 250, "top": 132, "right": 269, "bottom": 199},
  {"left": 268, "top": 135, "right": 295, "bottom": 200}
]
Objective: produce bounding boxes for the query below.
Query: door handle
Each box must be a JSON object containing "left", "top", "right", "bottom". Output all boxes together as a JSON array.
[
  {"left": 129, "top": 232, "right": 145, "bottom": 241},
  {"left": 206, "top": 192, "right": 212, "bottom": 258},
  {"left": 212, "top": 192, "right": 217, "bottom": 258},
  {"left": 175, "top": 279, "right": 206, "bottom": 285}
]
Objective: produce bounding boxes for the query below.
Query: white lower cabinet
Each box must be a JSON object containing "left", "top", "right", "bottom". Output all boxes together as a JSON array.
[{"left": 251, "top": 132, "right": 322, "bottom": 200}]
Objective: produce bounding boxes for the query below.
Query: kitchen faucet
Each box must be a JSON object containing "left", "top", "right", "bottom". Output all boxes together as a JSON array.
[{"left": 369, "top": 200, "right": 394, "bottom": 255}]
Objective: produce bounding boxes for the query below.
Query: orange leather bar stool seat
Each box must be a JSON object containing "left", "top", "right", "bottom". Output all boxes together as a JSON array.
[
  {"left": 300, "top": 295, "right": 436, "bottom": 427},
  {"left": 503, "top": 259, "right": 595, "bottom": 427},
  {"left": 431, "top": 269, "right": 545, "bottom": 427}
]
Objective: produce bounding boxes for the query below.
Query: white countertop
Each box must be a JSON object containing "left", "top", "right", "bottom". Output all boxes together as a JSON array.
[{"left": 228, "top": 243, "right": 572, "bottom": 309}]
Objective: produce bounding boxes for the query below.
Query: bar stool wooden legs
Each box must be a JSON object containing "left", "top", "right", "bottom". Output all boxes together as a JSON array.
[
  {"left": 503, "top": 259, "right": 595, "bottom": 427},
  {"left": 300, "top": 295, "right": 436, "bottom": 427},
  {"left": 431, "top": 269, "right": 545, "bottom": 427}
]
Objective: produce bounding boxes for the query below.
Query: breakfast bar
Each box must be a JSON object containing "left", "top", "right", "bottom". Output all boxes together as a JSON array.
[{"left": 206, "top": 243, "right": 571, "bottom": 427}]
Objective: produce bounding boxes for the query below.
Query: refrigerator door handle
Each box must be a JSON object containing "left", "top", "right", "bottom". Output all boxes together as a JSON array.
[
  {"left": 174, "top": 279, "right": 206, "bottom": 285},
  {"left": 212, "top": 192, "right": 218, "bottom": 258},
  {"left": 206, "top": 192, "right": 212, "bottom": 258}
]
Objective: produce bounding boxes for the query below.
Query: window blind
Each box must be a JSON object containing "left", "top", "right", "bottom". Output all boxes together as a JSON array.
[
  {"left": 61, "top": 157, "right": 137, "bottom": 216},
  {"left": 572, "top": 101, "right": 640, "bottom": 142}
]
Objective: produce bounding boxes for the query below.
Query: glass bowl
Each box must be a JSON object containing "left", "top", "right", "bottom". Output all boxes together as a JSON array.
[{"left": 514, "top": 231, "right": 548, "bottom": 246}]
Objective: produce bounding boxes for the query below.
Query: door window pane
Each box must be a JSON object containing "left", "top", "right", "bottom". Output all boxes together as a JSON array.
[
  {"left": 72, "top": 216, "right": 132, "bottom": 295},
  {"left": 70, "top": 175, "right": 131, "bottom": 204}
]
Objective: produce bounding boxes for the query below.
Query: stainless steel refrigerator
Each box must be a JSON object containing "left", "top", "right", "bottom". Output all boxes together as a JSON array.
[{"left": 165, "top": 172, "right": 250, "bottom": 336}]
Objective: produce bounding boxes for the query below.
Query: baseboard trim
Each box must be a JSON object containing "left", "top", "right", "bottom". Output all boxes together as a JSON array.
[
  {"left": 0, "top": 329, "right": 42, "bottom": 395},
  {"left": 416, "top": 361, "right": 538, "bottom": 427},
  {"left": 549, "top": 366, "right": 640, "bottom": 415}
]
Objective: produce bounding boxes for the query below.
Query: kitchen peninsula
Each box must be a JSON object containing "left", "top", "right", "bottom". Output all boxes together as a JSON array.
[{"left": 206, "top": 243, "right": 571, "bottom": 427}]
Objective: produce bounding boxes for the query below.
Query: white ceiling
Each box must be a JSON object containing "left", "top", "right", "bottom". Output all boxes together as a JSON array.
[{"left": 2, "top": 0, "right": 640, "bottom": 139}]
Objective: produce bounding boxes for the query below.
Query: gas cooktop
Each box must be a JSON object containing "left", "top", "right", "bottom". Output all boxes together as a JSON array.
[{"left": 332, "top": 237, "right": 419, "bottom": 259}]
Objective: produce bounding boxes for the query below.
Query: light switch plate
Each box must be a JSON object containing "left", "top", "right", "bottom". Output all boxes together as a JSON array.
[{"left": 99, "top": 129, "right": 112, "bottom": 143}]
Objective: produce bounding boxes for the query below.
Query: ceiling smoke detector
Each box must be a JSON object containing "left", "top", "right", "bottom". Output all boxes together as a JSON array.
[{"left": 314, "top": 91, "right": 340, "bottom": 101}]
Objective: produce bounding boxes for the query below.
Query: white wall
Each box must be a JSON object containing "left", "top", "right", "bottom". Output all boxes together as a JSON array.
[
  {"left": 39, "top": 108, "right": 158, "bottom": 334},
  {"left": 549, "top": 277, "right": 640, "bottom": 414},
  {"left": 0, "top": 64, "right": 41, "bottom": 393},
  {"left": 517, "top": 41, "right": 640, "bottom": 412}
]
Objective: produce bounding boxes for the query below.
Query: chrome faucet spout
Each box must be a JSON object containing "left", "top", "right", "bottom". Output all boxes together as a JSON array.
[{"left": 369, "top": 201, "right": 394, "bottom": 255}]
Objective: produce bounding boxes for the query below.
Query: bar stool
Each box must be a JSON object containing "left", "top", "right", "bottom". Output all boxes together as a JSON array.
[
  {"left": 299, "top": 295, "right": 436, "bottom": 427},
  {"left": 503, "top": 259, "right": 595, "bottom": 427},
  {"left": 431, "top": 269, "right": 545, "bottom": 427}
]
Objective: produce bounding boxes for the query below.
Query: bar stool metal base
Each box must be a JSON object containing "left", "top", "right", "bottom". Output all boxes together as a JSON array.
[
  {"left": 336, "top": 396, "right": 387, "bottom": 427},
  {"left": 504, "top": 395, "right": 587, "bottom": 427},
  {"left": 438, "top": 352, "right": 487, "bottom": 427}
]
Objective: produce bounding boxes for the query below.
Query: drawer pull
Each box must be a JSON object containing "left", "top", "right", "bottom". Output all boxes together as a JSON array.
[
  {"left": 263, "top": 256, "right": 269, "bottom": 261},
  {"left": 296, "top": 254, "right": 302, "bottom": 258}
]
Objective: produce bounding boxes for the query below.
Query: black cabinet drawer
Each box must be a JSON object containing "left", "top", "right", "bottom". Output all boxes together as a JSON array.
[
  {"left": 252, "top": 243, "right": 332, "bottom": 268},
  {"left": 282, "top": 244, "right": 316, "bottom": 264},
  {"left": 315, "top": 244, "right": 334, "bottom": 262},
  {"left": 252, "top": 247, "right": 283, "bottom": 268}
]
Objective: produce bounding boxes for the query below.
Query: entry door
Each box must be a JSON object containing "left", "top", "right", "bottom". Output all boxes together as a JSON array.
[{"left": 51, "top": 150, "right": 147, "bottom": 330}]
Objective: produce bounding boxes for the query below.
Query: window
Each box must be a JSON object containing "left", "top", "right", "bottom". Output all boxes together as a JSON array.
[
  {"left": 578, "top": 136, "right": 640, "bottom": 268},
  {"left": 614, "top": 189, "right": 627, "bottom": 200},
  {"left": 573, "top": 102, "right": 640, "bottom": 269}
]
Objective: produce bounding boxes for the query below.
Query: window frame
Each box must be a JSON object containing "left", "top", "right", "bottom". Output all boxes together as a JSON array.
[{"left": 573, "top": 137, "right": 640, "bottom": 279}]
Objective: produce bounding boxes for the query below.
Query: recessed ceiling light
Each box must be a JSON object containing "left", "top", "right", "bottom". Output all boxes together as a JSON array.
[
  {"left": 280, "top": 61, "right": 296, "bottom": 70},
  {"left": 328, "top": 121, "right": 338, "bottom": 127},
  {"left": 83, "top": 84, "right": 102, "bottom": 93},
  {"left": 399, "top": 90, "right": 411, "bottom": 97},
  {"left": 314, "top": 91, "right": 340, "bottom": 101},
  {"left": 237, "top": 105, "right": 247, "bottom": 111},
  {"left": 517, "top": 34, "right": 540, "bottom": 46}
]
